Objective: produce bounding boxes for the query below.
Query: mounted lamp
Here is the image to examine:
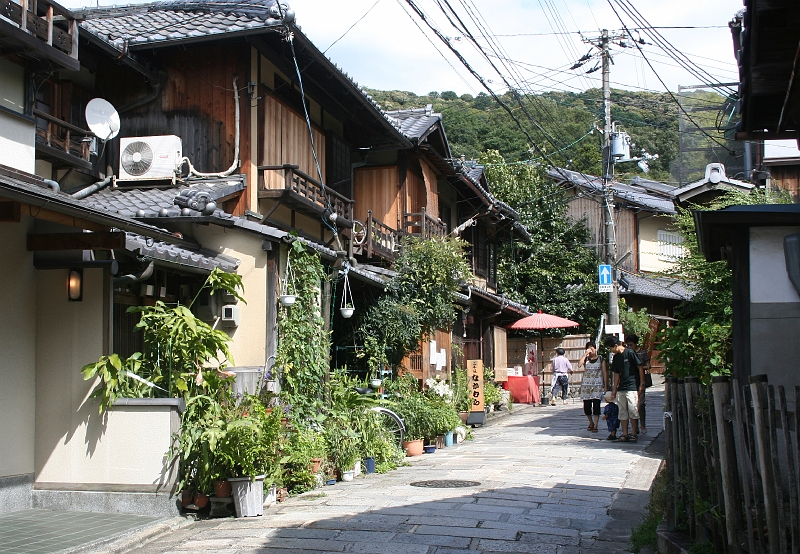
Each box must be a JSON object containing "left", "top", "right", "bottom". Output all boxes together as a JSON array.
[{"left": 68, "top": 269, "right": 83, "bottom": 301}]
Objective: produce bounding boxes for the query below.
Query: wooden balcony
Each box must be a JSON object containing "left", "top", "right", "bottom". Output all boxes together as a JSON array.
[
  {"left": 403, "top": 207, "right": 447, "bottom": 239},
  {"left": 355, "top": 210, "right": 400, "bottom": 260},
  {"left": 33, "top": 108, "right": 93, "bottom": 170},
  {"left": 0, "top": 0, "right": 80, "bottom": 71},
  {"left": 258, "top": 164, "right": 354, "bottom": 228}
]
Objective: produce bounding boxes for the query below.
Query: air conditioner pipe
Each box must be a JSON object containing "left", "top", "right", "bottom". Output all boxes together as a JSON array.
[
  {"left": 43, "top": 179, "right": 60, "bottom": 193},
  {"left": 71, "top": 176, "right": 114, "bottom": 200},
  {"left": 182, "top": 76, "right": 240, "bottom": 178},
  {"left": 113, "top": 260, "right": 154, "bottom": 286}
]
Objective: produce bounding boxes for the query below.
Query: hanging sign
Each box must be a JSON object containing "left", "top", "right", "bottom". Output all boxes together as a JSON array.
[{"left": 467, "top": 359, "right": 484, "bottom": 412}]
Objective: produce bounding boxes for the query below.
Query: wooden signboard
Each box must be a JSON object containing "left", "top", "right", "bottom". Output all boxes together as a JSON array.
[
  {"left": 643, "top": 317, "right": 660, "bottom": 352},
  {"left": 467, "top": 359, "right": 484, "bottom": 412}
]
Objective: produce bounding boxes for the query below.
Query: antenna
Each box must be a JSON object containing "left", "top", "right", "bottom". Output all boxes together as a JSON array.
[{"left": 85, "top": 98, "right": 120, "bottom": 141}]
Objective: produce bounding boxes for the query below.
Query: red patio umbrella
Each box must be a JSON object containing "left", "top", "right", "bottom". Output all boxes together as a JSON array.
[{"left": 507, "top": 310, "right": 580, "bottom": 376}]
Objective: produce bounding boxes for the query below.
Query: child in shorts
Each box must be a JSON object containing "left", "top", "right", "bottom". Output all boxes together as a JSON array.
[{"left": 601, "top": 391, "right": 620, "bottom": 440}]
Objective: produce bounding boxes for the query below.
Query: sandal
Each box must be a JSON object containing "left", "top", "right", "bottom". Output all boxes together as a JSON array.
[
  {"left": 629, "top": 434, "right": 638, "bottom": 443},
  {"left": 606, "top": 434, "right": 617, "bottom": 441},
  {"left": 615, "top": 435, "right": 630, "bottom": 442},
  {"left": 591, "top": 426, "right": 599, "bottom": 433},
  {"left": 587, "top": 424, "right": 595, "bottom": 430}
]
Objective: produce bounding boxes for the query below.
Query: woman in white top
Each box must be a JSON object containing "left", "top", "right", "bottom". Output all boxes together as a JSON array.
[{"left": 578, "top": 341, "right": 607, "bottom": 432}]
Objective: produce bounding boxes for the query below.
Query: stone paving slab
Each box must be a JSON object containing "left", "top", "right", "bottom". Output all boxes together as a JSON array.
[{"left": 103, "top": 384, "right": 665, "bottom": 554}]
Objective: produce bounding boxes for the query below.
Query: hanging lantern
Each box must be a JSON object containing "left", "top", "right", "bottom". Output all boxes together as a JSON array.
[
  {"left": 340, "top": 268, "right": 354, "bottom": 318},
  {"left": 279, "top": 252, "right": 297, "bottom": 306}
]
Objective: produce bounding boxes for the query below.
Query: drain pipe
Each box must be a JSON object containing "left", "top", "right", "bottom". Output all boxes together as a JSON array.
[
  {"left": 72, "top": 176, "right": 114, "bottom": 200},
  {"left": 113, "top": 260, "right": 154, "bottom": 286},
  {"left": 43, "top": 179, "right": 60, "bottom": 193}
]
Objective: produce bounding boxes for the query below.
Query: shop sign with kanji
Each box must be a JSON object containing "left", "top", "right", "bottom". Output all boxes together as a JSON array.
[{"left": 467, "top": 359, "right": 484, "bottom": 413}]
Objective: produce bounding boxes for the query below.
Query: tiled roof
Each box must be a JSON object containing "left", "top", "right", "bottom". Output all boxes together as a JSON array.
[
  {"left": 80, "top": 177, "right": 245, "bottom": 218},
  {"left": 385, "top": 105, "right": 441, "bottom": 141},
  {"left": 548, "top": 168, "right": 676, "bottom": 214},
  {"left": 125, "top": 232, "right": 240, "bottom": 272},
  {"left": 620, "top": 271, "right": 695, "bottom": 301},
  {"left": 76, "top": 1, "right": 406, "bottom": 139},
  {"left": 75, "top": 1, "right": 287, "bottom": 49}
]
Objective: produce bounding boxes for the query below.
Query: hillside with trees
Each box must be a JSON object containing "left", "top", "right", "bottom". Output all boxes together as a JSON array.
[{"left": 367, "top": 87, "right": 728, "bottom": 184}]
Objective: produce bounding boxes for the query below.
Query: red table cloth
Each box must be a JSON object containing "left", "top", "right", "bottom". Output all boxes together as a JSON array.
[{"left": 506, "top": 375, "right": 540, "bottom": 405}]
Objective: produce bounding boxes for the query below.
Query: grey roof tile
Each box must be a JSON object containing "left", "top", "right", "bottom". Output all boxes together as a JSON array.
[
  {"left": 620, "top": 271, "right": 695, "bottom": 301},
  {"left": 81, "top": 177, "right": 245, "bottom": 218},
  {"left": 548, "top": 167, "right": 676, "bottom": 214},
  {"left": 384, "top": 105, "right": 441, "bottom": 141},
  {"left": 125, "top": 232, "right": 240, "bottom": 272}
]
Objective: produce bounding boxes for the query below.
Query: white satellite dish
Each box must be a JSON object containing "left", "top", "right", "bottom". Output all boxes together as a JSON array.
[{"left": 85, "top": 98, "right": 120, "bottom": 141}]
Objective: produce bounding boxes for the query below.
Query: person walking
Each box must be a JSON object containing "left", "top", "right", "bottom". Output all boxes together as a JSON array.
[
  {"left": 625, "top": 334, "right": 650, "bottom": 434},
  {"left": 549, "top": 348, "right": 573, "bottom": 405},
  {"left": 578, "top": 341, "right": 606, "bottom": 432},
  {"left": 603, "top": 336, "right": 645, "bottom": 442}
]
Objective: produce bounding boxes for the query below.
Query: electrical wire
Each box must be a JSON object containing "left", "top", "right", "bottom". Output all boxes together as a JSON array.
[{"left": 323, "top": 0, "right": 382, "bottom": 55}]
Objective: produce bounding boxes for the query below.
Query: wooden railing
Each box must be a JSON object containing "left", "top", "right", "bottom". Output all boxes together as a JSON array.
[
  {"left": 33, "top": 108, "right": 92, "bottom": 162},
  {"left": 403, "top": 207, "right": 447, "bottom": 239},
  {"left": 663, "top": 375, "right": 800, "bottom": 553},
  {"left": 259, "top": 164, "right": 353, "bottom": 224},
  {"left": 1, "top": 0, "right": 79, "bottom": 59},
  {"left": 365, "top": 210, "right": 400, "bottom": 260}
]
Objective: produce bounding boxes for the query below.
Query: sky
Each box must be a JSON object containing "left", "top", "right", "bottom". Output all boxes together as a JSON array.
[{"left": 59, "top": 0, "right": 742, "bottom": 98}]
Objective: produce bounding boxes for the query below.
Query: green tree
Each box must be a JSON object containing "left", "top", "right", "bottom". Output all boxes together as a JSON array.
[{"left": 481, "top": 150, "right": 606, "bottom": 332}]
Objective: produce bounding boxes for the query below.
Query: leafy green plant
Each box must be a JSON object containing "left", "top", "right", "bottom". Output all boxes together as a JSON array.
[
  {"left": 82, "top": 268, "right": 245, "bottom": 409},
  {"left": 452, "top": 367, "right": 472, "bottom": 413},
  {"left": 391, "top": 394, "right": 437, "bottom": 441},
  {"left": 324, "top": 416, "right": 361, "bottom": 471},
  {"left": 619, "top": 298, "right": 651, "bottom": 339},
  {"left": 276, "top": 240, "right": 330, "bottom": 420}
]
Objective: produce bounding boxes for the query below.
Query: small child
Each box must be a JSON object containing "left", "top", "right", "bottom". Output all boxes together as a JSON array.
[{"left": 601, "top": 391, "right": 620, "bottom": 440}]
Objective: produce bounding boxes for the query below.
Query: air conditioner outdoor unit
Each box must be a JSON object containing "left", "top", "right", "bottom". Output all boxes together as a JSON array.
[{"left": 118, "top": 135, "right": 182, "bottom": 181}]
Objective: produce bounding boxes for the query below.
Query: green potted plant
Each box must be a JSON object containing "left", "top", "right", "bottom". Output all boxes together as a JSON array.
[{"left": 324, "top": 416, "right": 360, "bottom": 479}]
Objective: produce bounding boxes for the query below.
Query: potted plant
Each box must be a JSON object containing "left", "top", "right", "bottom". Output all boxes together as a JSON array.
[
  {"left": 393, "top": 394, "right": 435, "bottom": 457},
  {"left": 340, "top": 303, "right": 354, "bottom": 319},
  {"left": 324, "top": 417, "right": 361, "bottom": 479}
]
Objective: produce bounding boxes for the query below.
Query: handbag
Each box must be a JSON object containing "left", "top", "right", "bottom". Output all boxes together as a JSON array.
[{"left": 644, "top": 372, "right": 653, "bottom": 388}]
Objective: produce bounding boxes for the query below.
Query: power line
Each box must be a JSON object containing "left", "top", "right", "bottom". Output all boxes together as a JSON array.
[
  {"left": 322, "top": 0, "right": 382, "bottom": 55},
  {"left": 490, "top": 26, "right": 730, "bottom": 37}
]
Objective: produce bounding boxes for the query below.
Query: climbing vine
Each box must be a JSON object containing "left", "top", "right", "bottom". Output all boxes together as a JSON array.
[{"left": 276, "top": 240, "right": 330, "bottom": 419}]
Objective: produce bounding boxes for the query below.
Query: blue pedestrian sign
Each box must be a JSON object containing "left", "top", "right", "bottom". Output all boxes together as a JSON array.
[{"left": 598, "top": 264, "right": 613, "bottom": 293}]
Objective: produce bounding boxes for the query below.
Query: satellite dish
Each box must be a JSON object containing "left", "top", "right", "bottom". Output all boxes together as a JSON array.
[{"left": 85, "top": 98, "right": 120, "bottom": 141}]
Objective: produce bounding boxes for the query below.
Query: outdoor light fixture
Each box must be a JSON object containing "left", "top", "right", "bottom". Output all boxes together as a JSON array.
[{"left": 68, "top": 269, "right": 83, "bottom": 301}]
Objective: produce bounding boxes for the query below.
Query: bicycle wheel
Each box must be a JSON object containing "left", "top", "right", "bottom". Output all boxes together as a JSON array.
[{"left": 370, "top": 406, "right": 405, "bottom": 447}]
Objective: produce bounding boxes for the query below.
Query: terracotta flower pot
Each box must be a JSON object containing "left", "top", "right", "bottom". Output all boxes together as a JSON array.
[
  {"left": 181, "top": 489, "right": 192, "bottom": 507},
  {"left": 403, "top": 439, "right": 424, "bottom": 457},
  {"left": 310, "top": 457, "right": 323, "bottom": 473},
  {"left": 193, "top": 492, "right": 209, "bottom": 508},
  {"left": 213, "top": 479, "right": 232, "bottom": 498},
  {"left": 459, "top": 411, "right": 469, "bottom": 424}
]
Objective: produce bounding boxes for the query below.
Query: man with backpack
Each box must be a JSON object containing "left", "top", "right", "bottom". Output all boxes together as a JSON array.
[{"left": 603, "top": 336, "right": 645, "bottom": 442}]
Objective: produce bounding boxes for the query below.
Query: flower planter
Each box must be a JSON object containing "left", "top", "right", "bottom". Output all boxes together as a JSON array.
[
  {"left": 262, "top": 484, "right": 277, "bottom": 508},
  {"left": 279, "top": 294, "right": 296, "bottom": 306},
  {"left": 193, "top": 492, "right": 209, "bottom": 508},
  {"left": 229, "top": 476, "right": 264, "bottom": 517},
  {"left": 310, "top": 457, "right": 323, "bottom": 474},
  {"left": 354, "top": 460, "right": 362, "bottom": 476},
  {"left": 445, "top": 431, "right": 454, "bottom": 447},
  {"left": 340, "top": 307, "right": 354, "bottom": 318},
  {"left": 340, "top": 470, "right": 355, "bottom": 482},
  {"left": 364, "top": 457, "right": 376, "bottom": 474},
  {"left": 459, "top": 411, "right": 469, "bottom": 424},
  {"left": 325, "top": 478, "right": 337, "bottom": 486},
  {"left": 213, "top": 479, "right": 232, "bottom": 498},
  {"left": 370, "top": 379, "right": 382, "bottom": 389},
  {"left": 423, "top": 445, "right": 436, "bottom": 454},
  {"left": 181, "top": 489, "right": 192, "bottom": 507},
  {"left": 403, "top": 439, "right": 424, "bottom": 457}
]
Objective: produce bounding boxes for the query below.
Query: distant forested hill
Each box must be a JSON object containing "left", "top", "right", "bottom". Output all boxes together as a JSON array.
[{"left": 367, "top": 88, "right": 695, "bottom": 184}]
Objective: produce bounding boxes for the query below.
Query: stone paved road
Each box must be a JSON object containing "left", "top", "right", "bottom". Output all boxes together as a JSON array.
[{"left": 117, "top": 385, "right": 664, "bottom": 554}]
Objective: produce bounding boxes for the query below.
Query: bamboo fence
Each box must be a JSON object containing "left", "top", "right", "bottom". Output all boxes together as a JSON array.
[{"left": 664, "top": 375, "right": 799, "bottom": 553}]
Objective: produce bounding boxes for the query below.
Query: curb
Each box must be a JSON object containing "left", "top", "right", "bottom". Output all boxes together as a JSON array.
[
  {"left": 72, "top": 515, "right": 196, "bottom": 554},
  {"left": 656, "top": 521, "right": 693, "bottom": 554}
]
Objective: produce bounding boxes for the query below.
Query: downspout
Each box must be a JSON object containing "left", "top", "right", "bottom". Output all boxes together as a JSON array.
[
  {"left": 71, "top": 175, "right": 114, "bottom": 200},
  {"left": 118, "top": 71, "right": 168, "bottom": 114},
  {"left": 113, "top": 260, "right": 154, "bottom": 286},
  {"left": 43, "top": 179, "right": 60, "bottom": 193}
]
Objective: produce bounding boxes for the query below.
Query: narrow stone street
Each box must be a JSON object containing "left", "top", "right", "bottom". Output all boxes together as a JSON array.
[{"left": 114, "top": 385, "right": 664, "bottom": 554}]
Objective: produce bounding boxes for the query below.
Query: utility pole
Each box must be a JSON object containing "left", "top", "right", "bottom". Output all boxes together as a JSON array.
[{"left": 600, "top": 29, "right": 619, "bottom": 326}]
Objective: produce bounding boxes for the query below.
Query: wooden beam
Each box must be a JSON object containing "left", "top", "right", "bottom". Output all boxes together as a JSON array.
[
  {"left": 27, "top": 231, "right": 125, "bottom": 251},
  {"left": 20, "top": 203, "right": 107, "bottom": 231}
]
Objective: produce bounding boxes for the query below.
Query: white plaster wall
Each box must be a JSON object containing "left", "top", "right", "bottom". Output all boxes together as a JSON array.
[
  {"left": 192, "top": 226, "right": 268, "bottom": 367},
  {"left": 638, "top": 215, "right": 677, "bottom": 273},
  {"left": 749, "top": 226, "right": 800, "bottom": 304},
  {"left": 0, "top": 111, "right": 35, "bottom": 174},
  {"left": 34, "top": 268, "right": 106, "bottom": 484},
  {"left": 0, "top": 216, "right": 37, "bottom": 478}
]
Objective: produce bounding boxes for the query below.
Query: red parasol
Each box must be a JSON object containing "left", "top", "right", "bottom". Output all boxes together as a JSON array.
[{"left": 507, "top": 310, "right": 579, "bottom": 330}]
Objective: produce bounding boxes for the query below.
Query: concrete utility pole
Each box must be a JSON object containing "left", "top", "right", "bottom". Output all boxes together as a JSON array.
[{"left": 600, "top": 29, "right": 619, "bottom": 326}]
